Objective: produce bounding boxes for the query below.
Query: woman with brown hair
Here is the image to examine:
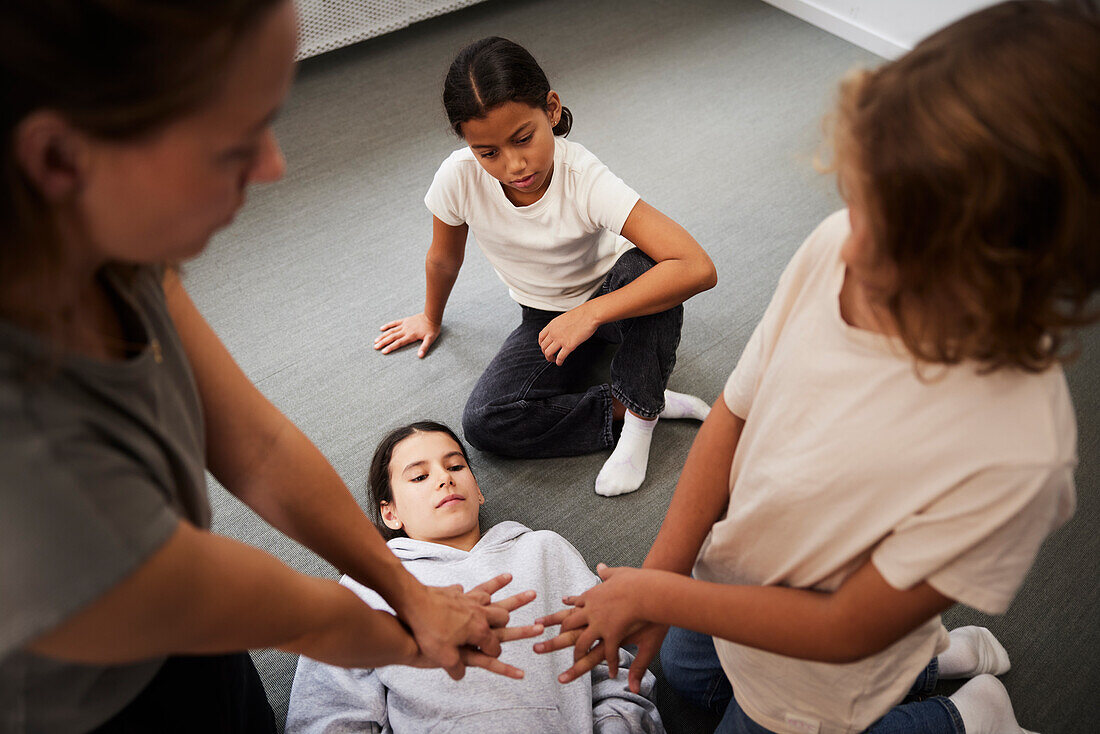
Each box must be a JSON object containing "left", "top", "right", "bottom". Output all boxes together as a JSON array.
[{"left": 0, "top": 2, "right": 536, "bottom": 732}]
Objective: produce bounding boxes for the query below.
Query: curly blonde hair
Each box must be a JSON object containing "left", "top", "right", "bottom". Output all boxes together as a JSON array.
[{"left": 829, "top": 1, "right": 1099, "bottom": 372}]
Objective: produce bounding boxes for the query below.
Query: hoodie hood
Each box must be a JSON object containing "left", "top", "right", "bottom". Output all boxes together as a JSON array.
[{"left": 386, "top": 520, "right": 531, "bottom": 562}]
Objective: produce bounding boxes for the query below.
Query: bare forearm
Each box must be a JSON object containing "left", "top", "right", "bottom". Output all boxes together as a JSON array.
[
  {"left": 230, "top": 420, "right": 425, "bottom": 617},
  {"left": 423, "top": 255, "right": 461, "bottom": 324},
  {"left": 636, "top": 558, "right": 953, "bottom": 664},
  {"left": 639, "top": 571, "right": 866, "bottom": 662},
  {"left": 30, "top": 523, "right": 417, "bottom": 667},
  {"left": 585, "top": 258, "right": 715, "bottom": 326},
  {"left": 644, "top": 401, "right": 743, "bottom": 575}
]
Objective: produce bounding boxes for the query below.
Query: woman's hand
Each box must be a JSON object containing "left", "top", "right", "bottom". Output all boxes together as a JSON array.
[
  {"left": 401, "top": 573, "right": 541, "bottom": 680},
  {"left": 538, "top": 304, "right": 600, "bottom": 365},
  {"left": 533, "top": 564, "right": 653, "bottom": 685},
  {"left": 375, "top": 313, "right": 441, "bottom": 358}
]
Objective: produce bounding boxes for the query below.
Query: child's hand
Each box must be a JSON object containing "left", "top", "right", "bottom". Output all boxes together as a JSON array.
[
  {"left": 538, "top": 305, "right": 599, "bottom": 365},
  {"left": 532, "top": 564, "right": 651, "bottom": 685},
  {"left": 375, "top": 313, "right": 441, "bottom": 358}
]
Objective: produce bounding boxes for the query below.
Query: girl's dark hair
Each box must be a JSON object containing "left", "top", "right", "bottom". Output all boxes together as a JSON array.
[
  {"left": 0, "top": 0, "right": 284, "bottom": 292},
  {"left": 829, "top": 0, "right": 1100, "bottom": 372},
  {"left": 367, "top": 421, "right": 472, "bottom": 541},
  {"left": 443, "top": 36, "right": 572, "bottom": 138}
]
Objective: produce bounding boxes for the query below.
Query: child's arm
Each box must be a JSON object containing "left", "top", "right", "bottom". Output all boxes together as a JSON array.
[
  {"left": 536, "top": 397, "right": 744, "bottom": 688},
  {"left": 375, "top": 216, "right": 468, "bottom": 358},
  {"left": 537, "top": 200, "right": 717, "bottom": 365},
  {"left": 548, "top": 557, "right": 953, "bottom": 686}
]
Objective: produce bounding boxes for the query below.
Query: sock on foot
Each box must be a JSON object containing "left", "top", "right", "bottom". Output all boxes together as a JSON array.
[
  {"left": 950, "top": 675, "right": 1037, "bottom": 734},
  {"left": 659, "top": 390, "right": 710, "bottom": 421},
  {"left": 595, "top": 412, "right": 656, "bottom": 497},
  {"left": 939, "top": 626, "right": 1011, "bottom": 679}
]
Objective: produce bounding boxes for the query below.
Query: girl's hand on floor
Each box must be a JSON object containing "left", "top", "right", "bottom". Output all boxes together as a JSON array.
[
  {"left": 532, "top": 564, "right": 649, "bottom": 682},
  {"left": 375, "top": 313, "right": 441, "bottom": 358},
  {"left": 538, "top": 305, "right": 599, "bottom": 365}
]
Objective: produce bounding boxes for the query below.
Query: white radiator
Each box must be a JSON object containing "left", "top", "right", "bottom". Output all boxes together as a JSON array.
[{"left": 295, "top": 0, "right": 488, "bottom": 59}]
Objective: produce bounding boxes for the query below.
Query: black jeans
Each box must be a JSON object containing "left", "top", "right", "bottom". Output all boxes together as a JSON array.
[
  {"left": 462, "top": 248, "right": 683, "bottom": 458},
  {"left": 88, "top": 653, "right": 276, "bottom": 734}
]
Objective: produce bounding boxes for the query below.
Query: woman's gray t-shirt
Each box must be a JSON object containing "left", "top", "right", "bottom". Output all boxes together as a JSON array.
[{"left": 0, "top": 267, "right": 209, "bottom": 733}]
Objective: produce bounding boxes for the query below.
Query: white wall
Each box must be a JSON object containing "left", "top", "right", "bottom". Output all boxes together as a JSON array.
[{"left": 762, "top": 0, "right": 1000, "bottom": 58}]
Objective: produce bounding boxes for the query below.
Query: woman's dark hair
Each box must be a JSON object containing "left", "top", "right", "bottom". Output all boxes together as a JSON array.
[
  {"left": 0, "top": 0, "right": 284, "bottom": 291},
  {"left": 367, "top": 421, "right": 473, "bottom": 540},
  {"left": 829, "top": 0, "right": 1099, "bottom": 372},
  {"left": 443, "top": 36, "right": 572, "bottom": 138}
]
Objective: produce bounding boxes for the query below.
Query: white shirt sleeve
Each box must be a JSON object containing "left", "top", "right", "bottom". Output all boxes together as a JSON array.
[
  {"left": 423, "top": 152, "right": 468, "bottom": 227},
  {"left": 576, "top": 155, "right": 640, "bottom": 235},
  {"left": 872, "top": 463, "right": 1075, "bottom": 614}
]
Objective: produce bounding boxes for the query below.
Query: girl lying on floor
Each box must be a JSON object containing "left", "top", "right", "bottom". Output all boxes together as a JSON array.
[{"left": 286, "top": 421, "right": 664, "bottom": 733}]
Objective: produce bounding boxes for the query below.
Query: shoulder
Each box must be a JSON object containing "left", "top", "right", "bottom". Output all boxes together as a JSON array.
[
  {"left": 949, "top": 364, "right": 1076, "bottom": 467},
  {"left": 435, "top": 146, "right": 479, "bottom": 178},
  {"left": 558, "top": 138, "right": 613, "bottom": 179},
  {"left": 796, "top": 209, "right": 849, "bottom": 271}
]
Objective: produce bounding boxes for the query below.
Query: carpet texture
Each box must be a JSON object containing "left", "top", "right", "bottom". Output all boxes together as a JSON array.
[{"left": 182, "top": 0, "right": 1099, "bottom": 730}]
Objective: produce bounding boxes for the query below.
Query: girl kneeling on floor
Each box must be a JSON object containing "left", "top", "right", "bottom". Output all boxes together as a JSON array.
[
  {"left": 535, "top": 3, "right": 1099, "bottom": 733},
  {"left": 375, "top": 38, "right": 717, "bottom": 497}
]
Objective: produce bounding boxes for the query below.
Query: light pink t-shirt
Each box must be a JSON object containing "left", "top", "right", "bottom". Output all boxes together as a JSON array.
[
  {"left": 424, "top": 137, "right": 640, "bottom": 312},
  {"left": 693, "top": 210, "right": 1077, "bottom": 734}
]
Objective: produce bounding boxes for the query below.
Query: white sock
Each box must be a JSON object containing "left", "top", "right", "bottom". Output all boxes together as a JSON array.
[
  {"left": 939, "top": 626, "right": 1011, "bottom": 679},
  {"left": 949, "top": 675, "right": 1038, "bottom": 734},
  {"left": 659, "top": 389, "right": 710, "bottom": 421},
  {"left": 595, "top": 412, "right": 657, "bottom": 497}
]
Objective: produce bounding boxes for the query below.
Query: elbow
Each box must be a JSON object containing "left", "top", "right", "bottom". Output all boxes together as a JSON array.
[
  {"left": 691, "top": 257, "right": 718, "bottom": 295},
  {"left": 700, "top": 260, "right": 718, "bottom": 292}
]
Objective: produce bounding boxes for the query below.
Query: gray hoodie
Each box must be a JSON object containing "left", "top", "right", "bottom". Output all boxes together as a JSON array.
[{"left": 286, "top": 521, "right": 663, "bottom": 734}]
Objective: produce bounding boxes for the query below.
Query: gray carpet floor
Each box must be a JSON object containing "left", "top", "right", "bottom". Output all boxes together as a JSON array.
[{"left": 182, "top": 0, "right": 1100, "bottom": 730}]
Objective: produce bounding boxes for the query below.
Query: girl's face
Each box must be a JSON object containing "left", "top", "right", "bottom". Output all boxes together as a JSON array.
[
  {"left": 839, "top": 170, "right": 898, "bottom": 302},
  {"left": 69, "top": 1, "right": 297, "bottom": 266},
  {"left": 460, "top": 93, "right": 562, "bottom": 206},
  {"left": 381, "top": 431, "right": 484, "bottom": 549}
]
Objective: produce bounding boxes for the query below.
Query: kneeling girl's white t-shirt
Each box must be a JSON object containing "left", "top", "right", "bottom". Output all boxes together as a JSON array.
[
  {"left": 424, "top": 137, "right": 641, "bottom": 312},
  {"left": 693, "top": 210, "right": 1076, "bottom": 734}
]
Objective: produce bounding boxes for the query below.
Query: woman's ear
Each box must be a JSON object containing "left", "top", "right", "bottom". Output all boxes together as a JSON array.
[
  {"left": 14, "top": 111, "right": 88, "bottom": 202},
  {"left": 545, "top": 90, "right": 562, "bottom": 127},
  {"left": 380, "top": 501, "right": 403, "bottom": 531}
]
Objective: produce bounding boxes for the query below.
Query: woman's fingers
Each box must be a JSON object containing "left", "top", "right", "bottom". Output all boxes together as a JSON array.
[
  {"left": 462, "top": 648, "right": 525, "bottom": 680},
  {"left": 495, "top": 589, "right": 537, "bottom": 613},
  {"left": 558, "top": 642, "right": 606, "bottom": 684},
  {"left": 496, "top": 623, "right": 544, "bottom": 643},
  {"left": 441, "top": 661, "right": 466, "bottom": 681},
  {"left": 533, "top": 628, "right": 581, "bottom": 654},
  {"left": 468, "top": 573, "right": 512, "bottom": 597},
  {"left": 480, "top": 603, "right": 511, "bottom": 629}
]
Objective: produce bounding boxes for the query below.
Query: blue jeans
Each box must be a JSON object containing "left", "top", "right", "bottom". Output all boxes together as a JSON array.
[
  {"left": 462, "top": 248, "right": 683, "bottom": 458},
  {"left": 660, "top": 627, "right": 966, "bottom": 734}
]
